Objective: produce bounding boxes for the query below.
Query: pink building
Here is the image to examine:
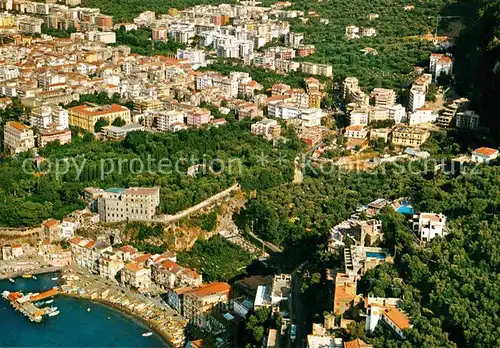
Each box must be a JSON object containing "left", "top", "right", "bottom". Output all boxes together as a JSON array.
[
  {"left": 39, "top": 129, "right": 72, "bottom": 147},
  {"left": 187, "top": 108, "right": 211, "bottom": 127}
]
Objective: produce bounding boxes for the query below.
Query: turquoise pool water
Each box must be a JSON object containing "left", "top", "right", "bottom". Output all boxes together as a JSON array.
[
  {"left": 396, "top": 205, "right": 414, "bottom": 215},
  {"left": 366, "top": 252, "right": 386, "bottom": 259}
]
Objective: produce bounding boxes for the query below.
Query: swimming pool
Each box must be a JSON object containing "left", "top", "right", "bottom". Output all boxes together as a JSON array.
[
  {"left": 396, "top": 205, "right": 414, "bottom": 215},
  {"left": 366, "top": 251, "right": 386, "bottom": 259}
]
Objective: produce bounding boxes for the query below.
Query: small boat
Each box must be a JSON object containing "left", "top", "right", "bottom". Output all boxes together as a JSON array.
[
  {"left": 36, "top": 301, "right": 45, "bottom": 306},
  {"left": 8, "top": 278, "right": 14, "bottom": 283},
  {"left": 142, "top": 332, "right": 153, "bottom": 337},
  {"left": 51, "top": 277, "right": 58, "bottom": 281},
  {"left": 45, "top": 299, "right": 54, "bottom": 304},
  {"left": 48, "top": 310, "right": 60, "bottom": 317},
  {"left": 22, "top": 274, "right": 33, "bottom": 279},
  {"left": 107, "top": 317, "right": 111, "bottom": 320},
  {"left": 87, "top": 308, "right": 91, "bottom": 312},
  {"left": 32, "top": 275, "right": 37, "bottom": 280}
]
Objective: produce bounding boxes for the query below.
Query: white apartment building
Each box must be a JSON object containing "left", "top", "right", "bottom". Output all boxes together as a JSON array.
[
  {"left": 99, "top": 251, "right": 124, "bottom": 280},
  {"left": 30, "top": 105, "right": 52, "bottom": 129},
  {"left": 121, "top": 262, "right": 151, "bottom": 291},
  {"left": 97, "top": 187, "right": 160, "bottom": 223},
  {"left": 30, "top": 105, "right": 69, "bottom": 130},
  {"left": 300, "top": 62, "right": 333, "bottom": 77},
  {"left": 409, "top": 85, "right": 426, "bottom": 112},
  {"left": 284, "top": 32, "right": 304, "bottom": 48},
  {"left": 350, "top": 108, "right": 369, "bottom": 126},
  {"left": 408, "top": 108, "right": 438, "bottom": 125},
  {"left": 251, "top": 118, "right": 281, "bottom": 141},
  {"left": 412, "top": 213, "right": 447, "bottom": 243},
  {"left": 85, "top": 31, "right": 116, "bottom": 44},
  {"left": 268, "top": 102, "right": 323, "bottom": 127},
  {"left": 154, "top": 110, "right": 185, "bottom": 132},
  {"left": 371, "top": 88, "right": 396, "bottom": 107},
  {"left": 429, "top": 53, "right": 453, "bottom": 79},
  {"left": 3, "top": 121, "right": 35, "bottom": 154},
  {"left": 0, "top": 65, "right": 19, "bottom": 82},
  {"left": 345, "top": 125, "right": 368, "bottom": 139},
  {"left": 176, "top": 48, "right": 206, "bottom": 66}
]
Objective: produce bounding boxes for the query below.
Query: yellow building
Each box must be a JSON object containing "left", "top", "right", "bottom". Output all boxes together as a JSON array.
[
  {"left": 0, "top": 13, "right": 15, "bottom": 27},
  {"left": 308, "top": 91, "right": 323, "bottom": 108},
  {"left": 68, "top": 104, "right": 131, "bottom": 132},
  {"left": 391, "top": 126, "right": 430, "bottom": 147},
  {"left": 168, "top": 8, "right": 179, "bottom": 16}
]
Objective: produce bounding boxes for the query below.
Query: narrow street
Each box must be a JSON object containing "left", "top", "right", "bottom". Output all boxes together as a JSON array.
[{"left": 291, "top": 263, "right": 308, "bottom": 348}]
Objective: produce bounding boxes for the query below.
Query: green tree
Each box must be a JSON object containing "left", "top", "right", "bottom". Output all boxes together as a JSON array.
[{"left": 94, "top": 118, "right": 109, "bottom": 132}]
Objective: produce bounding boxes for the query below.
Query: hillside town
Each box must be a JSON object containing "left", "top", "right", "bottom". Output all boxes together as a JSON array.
[{"left": 0, "top": 0, "right": 499, "bottom": 348}]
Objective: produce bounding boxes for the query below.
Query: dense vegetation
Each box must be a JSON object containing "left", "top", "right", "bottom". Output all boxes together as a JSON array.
[
  {"left": 0, "top": 117, "right": 301, "bottom": 227},
  {"left": 115, "top": 28, "right": 186, "bottom": 56},
  {"left": 453, "top": 0, "right": 500, "bottom": 141},
  {"left": 82, "top": 0, "right": 236, "bottom": 22},
  {"left": 237, "top": 158, "right": 500, "bottom": 347},
  {"left": 177, "top": 235, "right": 255, "bottom": 282}
]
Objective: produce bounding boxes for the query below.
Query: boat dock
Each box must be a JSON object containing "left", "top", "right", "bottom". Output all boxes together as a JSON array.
[{"left": 2, "top": 288, "right": 59, "bottom": 322}]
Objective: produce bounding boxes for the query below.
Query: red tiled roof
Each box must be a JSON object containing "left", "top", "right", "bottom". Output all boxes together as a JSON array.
[
  {"left": 344, "top": 338, "right": 372, "bottom": 348},
  {"left": 384, "top": 308, "right": 411, "bottom": 330},
  {"left": 190, "top": 282, "right": 230, "bottom": 297},
  {"left": 43, "top": 219, "right": 59, "bottom": 228},
  {"left": 7, "top": 121, "right": 27, "bottom": 131},
  {"left": 473, "top": 147, "right": 498, "bottom": 156}
]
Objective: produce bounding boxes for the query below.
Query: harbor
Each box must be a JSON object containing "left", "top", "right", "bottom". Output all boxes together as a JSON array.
[
  {"left": 2, "top": 288, "right": 60, "bottom": 323},
  {"left": 59, "top": 266, "right": 184, "bottom": 347}
]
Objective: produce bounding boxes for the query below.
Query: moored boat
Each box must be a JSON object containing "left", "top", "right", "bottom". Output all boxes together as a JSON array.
[
  {"left": 45, "top": 299, "right": 54, "bottom": 304},
  {"left": 32, "top": 275, "right": 37, "bottom": 280},
  {"left": 48, "top": 310, "right": 60, "bottom": 317},
  {"left": 22, "top": 274, "right": 32, "bottom": 279},
  {"left": 142, "top": 332, "right": 153, "bottom": 337},
  {"left": 51, "top": 277, "right": 58, "bottom": 281}
]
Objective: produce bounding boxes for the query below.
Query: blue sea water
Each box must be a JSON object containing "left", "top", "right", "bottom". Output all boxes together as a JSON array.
[{"left": 0, "top": 272, "right": 168, "bottom": 347}]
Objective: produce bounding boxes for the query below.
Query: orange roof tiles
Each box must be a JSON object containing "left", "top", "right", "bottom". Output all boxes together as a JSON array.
[
  {"left": 68, "top": 104, "right": 129, "bottom": 116},
  {"left": 346, "top": 125, "right": 365, "bottom": 131},
  {"left": 133, "top": 253, "right": 152, "bottom": 264},
  {"left": 334, "top": 286, "right": 356, "bottom": 301},
  {"left": 384, "top": 308, "right": 411, "bottom": 330},
  {"left": 7, "top": 121, "right": 28, "bottom": 131},
  {"left": 473, "top": 147, "right": 498, "bottom": 156},
  {"left": 344, "top": 338, "right": 372, "bottom": 348},
  {"left": 124, "top": 262, "right": 143, "bottom": 273},
  {"left": 190, "top": 282, "right": 230, "bottom": 297},
  {"left": 43, "top": 219, "right": 59, "bottom": 228}
]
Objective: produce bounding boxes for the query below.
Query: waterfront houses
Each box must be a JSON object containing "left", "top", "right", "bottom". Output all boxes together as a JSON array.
[
  {"left": 151, "top": 259, "right": 202, "bottom": 290},
  {"left": 121, "top": 262, "right": 151, "bottom": 291},
  {"left": 183, "top": 282, "right": 231, "bottom": 327}
]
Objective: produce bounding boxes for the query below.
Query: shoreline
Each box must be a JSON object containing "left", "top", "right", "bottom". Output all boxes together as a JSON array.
[
  {"left": 0, "top": 267, "right": 62, "bottom": 280},
  {"left": 60, "top": 293, "right": 173, "bottom": 347},
  {"left": 58, "top": 292, "right": 174, "bottom": 347}
]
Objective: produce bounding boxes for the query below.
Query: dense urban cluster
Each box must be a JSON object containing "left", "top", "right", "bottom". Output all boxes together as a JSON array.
[{"left": 0, "top": 0, "right": 499, "bottom": 347}]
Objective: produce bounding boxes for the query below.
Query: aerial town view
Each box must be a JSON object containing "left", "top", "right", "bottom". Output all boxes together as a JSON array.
[{"left": 0, "top": 0, "right": 499, "bottom": 347}]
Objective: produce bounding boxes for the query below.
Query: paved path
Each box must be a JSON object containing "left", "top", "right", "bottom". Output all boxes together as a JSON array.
[{"left": 153, "top": 183, "right": 240, "bottom": 224}]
